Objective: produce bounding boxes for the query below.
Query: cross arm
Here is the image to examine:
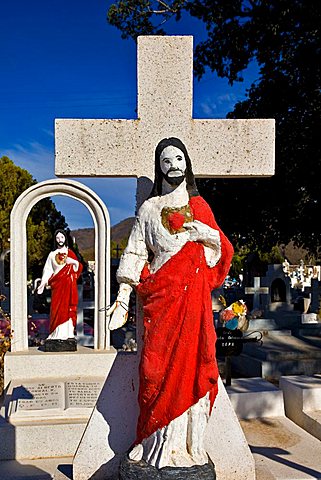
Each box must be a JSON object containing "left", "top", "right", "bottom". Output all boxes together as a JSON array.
[
  {"left": 55, "top": 119, "right": 142, "bottom": 177},
  {"left": 55, "top": 118, "right": 275, "bottom": 178}
]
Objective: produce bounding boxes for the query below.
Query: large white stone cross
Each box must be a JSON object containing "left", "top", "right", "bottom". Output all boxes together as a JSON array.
[
  {"left": 55, "top": 35, "right": 275, "bottom": 203},
  {"left": 56, "top": 36, "right": 274, "bottom": 480}
]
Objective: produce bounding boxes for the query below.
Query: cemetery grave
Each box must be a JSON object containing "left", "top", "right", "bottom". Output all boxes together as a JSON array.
[
  {"left": 60, "top": 34, "right": 271, "bottom": 480},
  {"left": 230, "top": 263, "right": 321, "bottom": 382},
  {"left": 3, "top": 32, "right": 321, "bottom": 480},
  {"left": 280, "top": 375, "right": 321, "bottom": 441}
]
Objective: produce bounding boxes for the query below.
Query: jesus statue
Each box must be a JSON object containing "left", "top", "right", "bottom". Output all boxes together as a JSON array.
[
  {"left": 108, "top": 137, "right": 234, "bottom": 478},
  {"left": 38, "top": 229, "right": 83, "bottom": 350}
]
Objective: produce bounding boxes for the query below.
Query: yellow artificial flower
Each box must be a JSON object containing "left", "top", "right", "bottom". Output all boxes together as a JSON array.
[{"left": 231, "top": 300, "right": 246, "bottom": 316}]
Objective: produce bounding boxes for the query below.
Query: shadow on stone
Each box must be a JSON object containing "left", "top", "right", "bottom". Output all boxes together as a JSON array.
[{"left": 57, "top": 463, "right": 73, "bottom": 479}]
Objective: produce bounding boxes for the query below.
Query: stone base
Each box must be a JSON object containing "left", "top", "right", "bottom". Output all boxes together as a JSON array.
[
  {"left": 1, "top": 348, "right": 118, "bottom": 460},
  {"left": 119, "top": 456, "right": 216, "bottom": 480},
  {"left": 44, "top": 338, "right": 77, "bottom": 352}
]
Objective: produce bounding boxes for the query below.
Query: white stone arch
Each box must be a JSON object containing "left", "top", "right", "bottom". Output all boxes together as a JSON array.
[{"left": 10, "top": 179, "right": 110, "bottom": 352}]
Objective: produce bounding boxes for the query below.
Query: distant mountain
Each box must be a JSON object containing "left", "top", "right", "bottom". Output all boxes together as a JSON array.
[
  {"left": 110, "top": 217, "right": 135, "bottom": 243},
  {"left": 71, "top": 217, "right": 135, "bottom": 261},
  {"left": 71, "top": 228, "right": 94, "bottom": 252}
]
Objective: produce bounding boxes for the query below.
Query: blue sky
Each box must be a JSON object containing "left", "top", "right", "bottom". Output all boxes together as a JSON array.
[{"left": 0, "top": 0, "right": 257, "bottom": 229}]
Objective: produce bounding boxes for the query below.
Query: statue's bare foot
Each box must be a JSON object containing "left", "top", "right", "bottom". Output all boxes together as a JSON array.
[{"left": 128, "top": 444, "right": 143, "bottom": 461}]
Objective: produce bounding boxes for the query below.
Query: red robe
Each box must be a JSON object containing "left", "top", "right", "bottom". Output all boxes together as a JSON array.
[
  {"left": 48, "top": 249, "right": 83, "bottom": 334},
  {"left": 135, "top": 196, "right": 234, "bottom": 444}
]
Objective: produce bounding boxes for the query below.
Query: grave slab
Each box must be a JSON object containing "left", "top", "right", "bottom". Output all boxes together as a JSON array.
[
  {"left": 227, "top": 378, "right": 284, "bottom": 419},
  {"left": 280, "top": 375, "right": 321, "bottom": 441},
  {"left": 227, "top": 377, "right": 321, "bottom": 480},
  {"left": 232, "top": 333, "right": 321, "bottom": 380}
]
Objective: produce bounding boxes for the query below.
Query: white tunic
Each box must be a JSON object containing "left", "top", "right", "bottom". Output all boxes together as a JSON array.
[{"left": 117, "top": 184, "right": 221, "bottom": 285}]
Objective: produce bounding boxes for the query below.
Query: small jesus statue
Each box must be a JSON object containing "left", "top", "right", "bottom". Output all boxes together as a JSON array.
[{"left": 38, "top": 229, "right": 83, "bottom": 350}]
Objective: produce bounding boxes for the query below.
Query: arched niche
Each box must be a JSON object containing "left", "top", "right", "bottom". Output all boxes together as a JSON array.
[
  {"left": 271, "top": 278, "right": 287, "bottom": 303},
  {"left": 10, "top": 179, "right": 110, "bottom": 352}
]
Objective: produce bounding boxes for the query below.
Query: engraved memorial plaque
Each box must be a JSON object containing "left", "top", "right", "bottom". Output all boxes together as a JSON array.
[
  {"left": 13, "top": 382, "right": 64, "bottom": 411},
  {"left": 8, "top": 378, "right": 104, "bottom": 421},
  {"left": 66, "top": 381, "right": 102, "bottom": 408}
]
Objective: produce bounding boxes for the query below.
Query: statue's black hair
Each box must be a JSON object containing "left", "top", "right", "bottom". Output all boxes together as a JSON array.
[{"left": 149, "top": 137, "right": 199, "bottom": 198}]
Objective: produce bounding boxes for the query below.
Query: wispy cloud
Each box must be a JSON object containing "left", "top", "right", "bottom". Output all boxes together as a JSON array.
[
  {"left": 200, "top": 101, "right": 217, "bottom": 116},
  {"left": 42, "top": 128, "right": 54, "bottom": 138},
  {"left": 197, "top": 92, "right": 238, "bottom": 118},
  {"left": 2, "top": 142, "right": 54, "bottom": 182}
]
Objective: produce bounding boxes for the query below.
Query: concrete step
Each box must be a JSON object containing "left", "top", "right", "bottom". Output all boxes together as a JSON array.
[{"left": 0, "top": 457, "right": 72, "bottom": 479}]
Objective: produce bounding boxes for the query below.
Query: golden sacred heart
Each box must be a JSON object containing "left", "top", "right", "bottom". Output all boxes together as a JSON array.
[{"left": 161, "top": 204, "right": 193, "bottom": 235}]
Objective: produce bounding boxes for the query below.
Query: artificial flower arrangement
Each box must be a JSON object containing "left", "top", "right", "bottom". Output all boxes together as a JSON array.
[{"left": 219, "top": 296, "right": 249, "bottom": 332}]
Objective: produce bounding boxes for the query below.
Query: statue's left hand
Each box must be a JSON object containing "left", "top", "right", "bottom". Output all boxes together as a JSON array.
[{"left": 183, "top": 220, "right": 220, "bottom": 248}]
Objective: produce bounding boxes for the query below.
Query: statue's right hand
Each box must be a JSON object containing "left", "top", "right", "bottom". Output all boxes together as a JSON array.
[
  {"left": 106, "top": 283, "right": 133, "bottom": 330},
  {"left": 37, "top": 285, "right": 45, "bottom": 295},
  {"left": 106, "top": 301, "right": 128, "bottom": 330}
]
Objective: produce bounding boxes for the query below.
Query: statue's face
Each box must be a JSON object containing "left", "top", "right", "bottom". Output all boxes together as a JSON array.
[
  {"left": 56, "top": 232, "right": 66, "bottom": 247},
  {"left": 159, "top": 146, "right": 186, "bottom": 186}
]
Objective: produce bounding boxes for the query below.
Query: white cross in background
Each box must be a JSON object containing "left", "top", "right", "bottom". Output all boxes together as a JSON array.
[{"left": 245, "top": 276, "right": 269, "bottom": 310}]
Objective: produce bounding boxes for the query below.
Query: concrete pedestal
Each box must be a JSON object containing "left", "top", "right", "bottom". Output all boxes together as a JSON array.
[
  {"left": 1, "top": 347, "right": 117, "bottom": 460},
  {"left": 73, "top": 375, "right": 255, "bottom": 480}
]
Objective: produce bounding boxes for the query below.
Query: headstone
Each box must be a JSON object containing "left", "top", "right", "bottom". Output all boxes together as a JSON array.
[
  {"left": 301, "top": 313, "right": 318, "bottom": 324},
  {"left": 1, "top": 180, "right": 115, "bottom": 462},
  {"left": 259, "top": 264, "right": 295, "bottom": 325},
  {"left": 0, "top": 375, "right": 113, "bottom": 462},
  {"left": 56, "top": 36, "right": 274, "bottom": 479}
]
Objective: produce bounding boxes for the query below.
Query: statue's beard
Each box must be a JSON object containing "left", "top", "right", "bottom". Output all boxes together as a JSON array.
[
  {"left": 56, "top": 241, "right": 66, "bottom": 248},
  {"left": 163, "top": 171, "right": 185, "bottom": 187}
]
